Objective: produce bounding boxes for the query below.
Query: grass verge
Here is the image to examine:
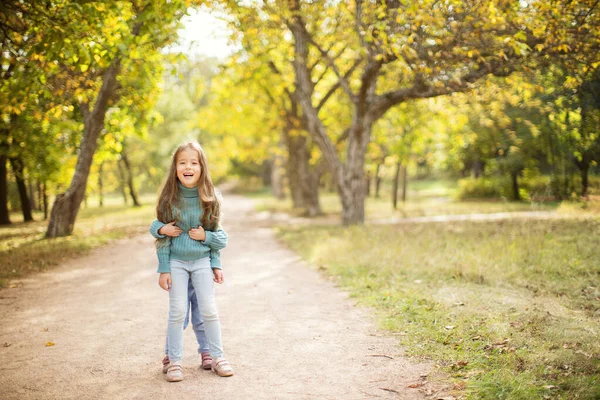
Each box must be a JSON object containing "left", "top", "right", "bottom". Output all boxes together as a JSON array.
[
  {"left": 276, "top": 218, "right": 600, "bottom": 399},
  {"left": 0, "top": 199, "right": 155, "bottom": 287}
]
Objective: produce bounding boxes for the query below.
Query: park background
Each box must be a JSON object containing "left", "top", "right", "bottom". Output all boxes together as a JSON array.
[{"left": 1, "top": 1, "right": 599, "bottom": 399}]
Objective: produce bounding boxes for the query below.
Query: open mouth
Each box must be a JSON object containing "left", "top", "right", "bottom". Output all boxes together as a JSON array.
[{"left": 182, "top": 173, "right": 194, "bottom": 178}]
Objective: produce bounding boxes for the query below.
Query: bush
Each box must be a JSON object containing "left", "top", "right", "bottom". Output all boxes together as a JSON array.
[{"left": 456, "top": 177, "right": 503, "bottom": 199}]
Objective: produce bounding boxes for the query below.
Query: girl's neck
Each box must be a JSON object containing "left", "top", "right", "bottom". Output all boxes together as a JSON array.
[{"left": 177, "top": 181, "right": 199, "bottom": 198}]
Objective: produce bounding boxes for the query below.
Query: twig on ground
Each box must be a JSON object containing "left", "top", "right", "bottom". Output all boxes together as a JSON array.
[{"left": 368, "top": 354, "right": 394, "bottom": 359}]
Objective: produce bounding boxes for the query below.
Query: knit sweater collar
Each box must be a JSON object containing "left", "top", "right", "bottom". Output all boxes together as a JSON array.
[{"left": 178, "top": 181, "right": 199, "bottom": 198}]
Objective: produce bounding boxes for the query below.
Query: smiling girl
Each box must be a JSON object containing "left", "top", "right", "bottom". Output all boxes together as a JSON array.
[{"left": 150, "top": 141, "right": 233, "bottom": 382}]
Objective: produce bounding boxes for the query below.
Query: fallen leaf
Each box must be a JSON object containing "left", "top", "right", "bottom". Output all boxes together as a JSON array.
[
  {"left": 42, "top": 328, "right": 48, "bottom": 332},
  {"left": 2, "top": 342, "right": 11, "bottom": 348},
  {"left": 453, "top": 381, "right": 467, "bottom": 390},
  {"left": 493, "top": 338, "right": 510, "bottom": 346},
  {"left": 45, "top": 341, "right": 55, "bottom": 347},
  {"left": 407, "top": 382, "right": 425, "bottom": 388},
  {"left": 445, "top": 325, "right": 455, "bottom": 330},
  {"left": 451, "top": 360, "right": 469, "bottom": 370}
]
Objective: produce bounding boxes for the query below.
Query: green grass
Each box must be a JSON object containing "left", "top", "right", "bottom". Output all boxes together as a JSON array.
[
  {"left": 0, "top": 194, "right": 156, "bottom": 287},
  {"left": 275, "top": 218, "right": 600, "bottom": 399},
  {"left": 252, "top": 179, "right": 559, "bottom": 221}
]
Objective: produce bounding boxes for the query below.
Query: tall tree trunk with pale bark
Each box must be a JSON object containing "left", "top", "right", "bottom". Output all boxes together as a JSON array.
[{"left": 47, "top": 59, "right": 121, "bottom": 237}]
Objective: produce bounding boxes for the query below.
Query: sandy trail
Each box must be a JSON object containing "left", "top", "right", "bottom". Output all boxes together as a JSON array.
[{"left": 0, "top": 195, "right": 442, "bottom": 400}]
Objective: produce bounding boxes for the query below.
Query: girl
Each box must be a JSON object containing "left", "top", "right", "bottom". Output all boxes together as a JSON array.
[
  {"left": 149, "top": 224, "right": 228, "bottom": 372},
  {"left": 151, "top": 141, "right": 234, "bottom": 382}
]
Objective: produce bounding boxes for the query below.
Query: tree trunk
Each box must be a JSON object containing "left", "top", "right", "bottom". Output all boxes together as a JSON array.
[
  {"left": 365, "top": 170, "right": 371, "bottom": 197},
  {"left": 392, "top": 161, "right": 400, "bottom": 209},
  {"left": 473, "top": 156, "right": 483, "bottom": 178},
  {"left": 295, "top": 137, "right": 321, "bottom": 217},
  {"left": 300, "top": 168, "right": 321, "bottom": 217},
  {"left": 511, "top": 172, "right": 521, "bottom": 201},
  {"left": 286, "top": 134, "right": 304, "bottom": 208},
  {"left": 0, "top": 152, "right": 10, "bottom": 225},
  {"left": 289, "top": 2, "right": 375, "bottom": 225},
  {"left": 29, "top": 180, "right": 37, "bottom": 211},
  {"left": 340, "top": 123, "right": 371, "bottom": 225},
  {"left": 42, "top": 182, "right": 48, "bottom": 220},
  {"left": 38, "top": 180, "right": 43, "bottom": 212},
  {"left": 121, "top": 149, "right": 141, "bottom": 207},
  {"left": 98, "top": 161, "right": 104, "bottom": 207},
  {"left": 271, "top": 135, "right": 286, "bottom": 200},
  {"left": 581, "top": 164, "right": 589, "bottom": 197},
  {"left": 117, "top": 159, "right": 128, "bottom": 205},
  {"left": 271, "top": 159, "right": 285, "bottom": 199},
  {"left": 375, "top": 162, "right": 382, "bottom": 198},
  {"left": 9, "top": 156, "right": 33, "bottom": 222},
  {"left": 401, "top": 164, "right": 408, "bottom": 203},
  {"left": 286, "top": 132, "right": 322, "bottom": 215},
  {"left": 261, "top": 159, "right": 272, "bottom": 186},
  {"left": 47, "top": 58, "right": 121, "bottom": 237}
]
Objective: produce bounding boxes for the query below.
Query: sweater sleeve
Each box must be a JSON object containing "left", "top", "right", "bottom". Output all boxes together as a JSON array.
[
  {"left": 210, "top": 249, "right": 222, "bottom": 270},
  {"left": 149, "top": 219, "right": 167, "bottom": 239},
  {"left": 156, "top": 238, "right": 171, "bottom": 273},
  {"left": 202, "top": 228, "right": 228, "bottom": 251}
]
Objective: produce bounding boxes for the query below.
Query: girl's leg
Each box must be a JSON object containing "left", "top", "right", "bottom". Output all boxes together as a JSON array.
[
  {"left": 164, "top": 329, "right": 169, "bottom": 355},
  {"left": 189, "top": 289, "right": 209, "bottom": 354},
  {"left": 166, "top": 260, "right": 190, "bottom": 363},
  {"left": 188, "top": 257, "right": 224, "bottom": 359},
  {"left": 183, "top": 278, "right": 194, "bottom": 331}
]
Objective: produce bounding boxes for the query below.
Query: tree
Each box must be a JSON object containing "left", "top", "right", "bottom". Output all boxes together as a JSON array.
[
  {"left": 46, "top": 1, "right": 190, "bottom": 237},
  {"left": 277, "top": 0, "right": 599, "bottom": 224}
]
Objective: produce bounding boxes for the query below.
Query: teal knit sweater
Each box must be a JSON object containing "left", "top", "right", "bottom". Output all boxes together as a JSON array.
[{"left": 149, "top": 183, "right": 228, "bottom": 273}]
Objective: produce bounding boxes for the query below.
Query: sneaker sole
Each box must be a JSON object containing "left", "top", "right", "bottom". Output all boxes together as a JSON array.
[{"left": 213, "top": 368, "right": 234, "bottom": 377}]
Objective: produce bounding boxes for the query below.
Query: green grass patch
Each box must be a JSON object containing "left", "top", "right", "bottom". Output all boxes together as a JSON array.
[
  {"left": 0, "top": 196, "right": 156, "bottom": 287},
  {"left": 276, "top": 218, "right": 600, "bottom": 399},
  {"left": 252, "top": 180, "right": 558, "bottom": 221}
]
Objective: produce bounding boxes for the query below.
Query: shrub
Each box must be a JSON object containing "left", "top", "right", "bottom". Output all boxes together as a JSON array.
[{"left": 456, "top": 177, "right": 503, "bottom": 199}]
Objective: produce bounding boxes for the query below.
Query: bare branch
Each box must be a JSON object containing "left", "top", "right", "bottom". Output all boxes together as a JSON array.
[
  {"left": 316, "top": 57, "right": 363, "bottom": 113},
  {"left": 301, "top": 27, "right": 357, "bottom": 102},
  {"left": 368, "top": 61, "right": 510, "bottom": 121}
]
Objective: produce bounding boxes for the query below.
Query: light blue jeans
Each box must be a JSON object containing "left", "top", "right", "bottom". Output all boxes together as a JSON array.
[
  {"left": 164, "top": 278, "right": 209, "bottom": 355},
  {"left": 167, "top": 258, "right": 224, "bottom": 363}
]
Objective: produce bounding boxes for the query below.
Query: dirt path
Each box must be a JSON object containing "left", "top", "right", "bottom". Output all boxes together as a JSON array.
[{"left": 0, "top": 195, "right": 445, "bottom": 400}]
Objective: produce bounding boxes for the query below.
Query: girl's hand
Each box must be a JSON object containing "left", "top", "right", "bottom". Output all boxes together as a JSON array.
[
  {"left": 213, "top": 269, "right": 224, "bottom": 284},
  {"left": 159, "top": 273, "right": 171, "bottom": 291},
  {"left": 189, "top": 226, "right": 206, "bottom": 241},
  {"left": 159, "top": 222, "right": 182, "bottom": 237}
]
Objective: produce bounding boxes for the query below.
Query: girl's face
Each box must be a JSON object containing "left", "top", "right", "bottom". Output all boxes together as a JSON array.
[{"left": 176, "top": 147, "right": 201, "bottom": 188}]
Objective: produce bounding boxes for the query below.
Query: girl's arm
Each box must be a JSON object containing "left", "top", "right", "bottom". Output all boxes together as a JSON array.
[
  {"left": 156, "top": 238, "right": 172, "bottom": 273},
  {"left": 150, "top": 219, "right": 182, "bottom": 239},
  {"left": 202, "top": 228, "right": 228, "bottom": 251},
  {"left": 210, "top": 249, "right": 222, "bottom": 270},
  {"left": 149, "top": 219, "right": 167, "bottom": 239}
]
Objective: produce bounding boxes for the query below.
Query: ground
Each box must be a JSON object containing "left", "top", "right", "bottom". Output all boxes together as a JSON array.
[{"left": 0, "top": 195, "right": 446, "bottom": 400}]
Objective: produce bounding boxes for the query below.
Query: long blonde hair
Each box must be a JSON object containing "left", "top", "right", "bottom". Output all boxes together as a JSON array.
[{"left": 156, "top": 141, "right": 220, "bottom": 231}]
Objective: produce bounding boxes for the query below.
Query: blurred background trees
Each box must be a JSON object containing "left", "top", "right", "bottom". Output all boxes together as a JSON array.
[{"left": 1, "top": 0, "right": 599, "bottom": 232}]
